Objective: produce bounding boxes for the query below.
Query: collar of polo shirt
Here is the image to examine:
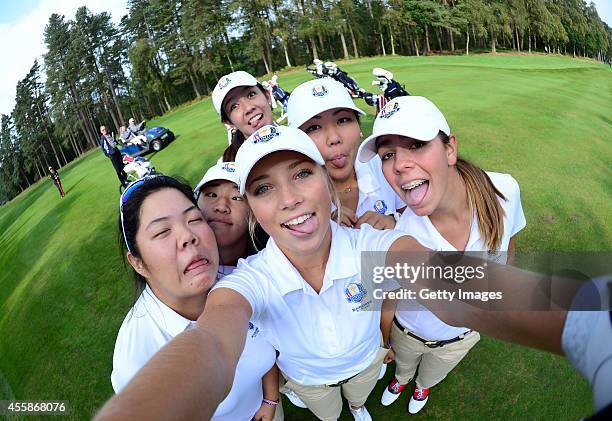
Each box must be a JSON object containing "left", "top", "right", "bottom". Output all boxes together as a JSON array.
[
  {"left": 138, "top": 285, "right": 194, "bottom": 336},
  {"left": 267, "top": 221, "right": 359, "bottom": 296}
]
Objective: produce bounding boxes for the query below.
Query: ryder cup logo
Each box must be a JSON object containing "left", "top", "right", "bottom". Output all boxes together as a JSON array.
[
  {"left": 312, "top": 84, "right": 328, "bottom": 97},
  {"left": 252, "top": 126, "right": 279, "bottom": 144},
  {"left": 379, "top": 102, "right": 400, "bottom": 119},
  {"left": 222, "top": 162, "right": 236, "bottom": 173},
  {"left": 374, "top": 200, "right": 387, "bottom": 214},
  {"left": 345, "top": 282, "right": 367, "bottom": 303},
  {"left": 218, "top": 76, "right": 231, "bottom": 89}
]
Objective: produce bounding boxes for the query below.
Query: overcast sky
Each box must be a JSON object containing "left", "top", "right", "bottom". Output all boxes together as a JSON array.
[{"left": 1, "top": 0, "right": 610, "bottom": 117}]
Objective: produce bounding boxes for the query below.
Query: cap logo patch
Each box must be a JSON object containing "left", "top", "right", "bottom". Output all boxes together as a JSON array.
[
  {"left": 345, "top": 282, "right": 367, "bottom": 303},
  {"left": 312, "top": 85, "right": 328, "bottom": 97},
  {"left": 218, "top": 76, "right": 231, "bottom": 89},
  {"left": 379, "top": 102, "right": 400, "bottom": 119},
  {"left": 374, "top": 200, "right": 387, "bottom": 214},
  {"left": 252, "top": 126, "right": 280, "bottom": 144},
  {"left": 222, "top": 162, "right": 236, "bottom": 173}
]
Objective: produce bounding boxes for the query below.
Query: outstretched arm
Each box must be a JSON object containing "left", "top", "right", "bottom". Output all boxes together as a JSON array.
[
  {"left": 95, "top": 289, "right": 252, "bottom": 420},
  {"left": 387, "top": 237, "right": 577, "bottom": 355}
]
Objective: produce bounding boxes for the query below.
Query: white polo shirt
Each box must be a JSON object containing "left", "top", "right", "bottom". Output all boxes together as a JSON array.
[
  {"left": 111, "top": 280, "right": 276, "bottom": 421},
  {"left": 354, "top": 155, "right": 405, "bottom": 217},
  {"left": 213, "top": 221, "right": 406, "bottom": 386},
  {"left": 332, "top": 156, "right": 405, "bottom": 219},
  {"left": 394, "top": 172, "right": 526, "bottom": 340}
]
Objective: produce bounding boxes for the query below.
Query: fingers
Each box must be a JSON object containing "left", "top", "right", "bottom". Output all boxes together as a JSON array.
[
  {"left": 342, "top": 207, "right": 358, "bottom": 225},
  {"left": 340, "top": 215, "right": 354, "bottom": 228},
  {"left": 383, "top": 349, "right": 395, "bottom": 363},
  {"left": 355, "top": 212, "right": 396, "bottom": 230},
  {"left": 335, "top": 206, "right": 357, "bottom": 227}
]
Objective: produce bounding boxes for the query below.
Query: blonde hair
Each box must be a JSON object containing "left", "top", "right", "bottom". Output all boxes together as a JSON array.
[
  {"left": 440, "top": 132, "right": 506, "bottom": 251},
  {"left": 246, "top": 164, "right": 341, "bottom": 250}
]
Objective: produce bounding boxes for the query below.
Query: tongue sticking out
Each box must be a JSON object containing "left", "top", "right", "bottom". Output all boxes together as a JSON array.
[
  {"left": 330, "top": 156, "right": 347, "bottom": 169},
  {"left": 286, "top": 215, "right": 318, "bottom": 235},
  {"left": 406, "top": 182, "right": 428, "bottom": 207}
]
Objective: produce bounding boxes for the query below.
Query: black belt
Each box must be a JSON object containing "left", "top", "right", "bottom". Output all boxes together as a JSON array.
[
  {"left": 326, "top": 372, "right": 359, "bottom": 387},
  {"left": 393, "top": 317, "right": 471, "bottom": 349}
]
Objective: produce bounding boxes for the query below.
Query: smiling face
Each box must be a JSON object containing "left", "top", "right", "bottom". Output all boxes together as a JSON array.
[
  {"left": 222, "top": 85, "right": 273, "bottom": 136},
  {"left": 244, "top": 151, "right": 332, "bottom": 259},
  {"left": 299, "top": 108, "right": 361, "bottom": 184},
  {"left": 377, "top": 134, "right": 457, "bottom": 216},
  {"left": 129, "top": 188, "right": 219, "bottom": 303},
  {"left": 197, "top": 180, "right": 249, "bottom": 251}
]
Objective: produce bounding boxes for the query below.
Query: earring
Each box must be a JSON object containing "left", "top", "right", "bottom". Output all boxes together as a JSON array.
[{"left": 360, "top": 132, "right": 363, "bottom": 138}]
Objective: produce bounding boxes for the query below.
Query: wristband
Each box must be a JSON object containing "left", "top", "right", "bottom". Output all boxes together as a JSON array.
[
  {"left": 392, "top": 212, "right": 401, "bottom": 223},
  {"left": 262, "top": 398, "right": 279, "bottom": 406}
]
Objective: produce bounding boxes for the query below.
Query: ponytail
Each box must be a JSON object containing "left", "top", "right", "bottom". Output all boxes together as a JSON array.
[
  {"left": 222, "top": 130, "right": 246, "bottom": 161},
  {"left": 440, "top": 132, "right": 506, "bottom": 251}
]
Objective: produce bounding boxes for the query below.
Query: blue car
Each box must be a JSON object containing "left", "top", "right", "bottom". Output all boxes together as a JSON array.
[{"left": 120, "top": 126, "right": 175, "bottom": 157}]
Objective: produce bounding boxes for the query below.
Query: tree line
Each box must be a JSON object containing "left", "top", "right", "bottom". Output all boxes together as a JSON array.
[{"left": 1, "top": 0, "right": 610, "bottom": 202}]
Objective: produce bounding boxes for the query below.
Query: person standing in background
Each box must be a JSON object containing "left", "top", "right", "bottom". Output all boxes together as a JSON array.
[
  {"left": 48, "top": 166, "right": 65, "bottom": 198},
  {"left": 99, "top": 125, "right": 128, "bottom": 188}
]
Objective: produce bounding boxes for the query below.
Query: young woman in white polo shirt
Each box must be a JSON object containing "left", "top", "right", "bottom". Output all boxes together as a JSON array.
[
  {"left": 287, "top": 78, "right": 404, "bottom": 230},
  {"left": 111, "top": 175, "right": 282, "bottom": 420},
  {"left": 357, "top": 96, "right": 527, "bottom": 414},
  {"left": 210, "top": 125, "right": 425, "bottom": 421},
  {"left": 194, "top": 160, "right": 306, "bottom": 411},
  {"left": 212, "top": 71, "right": 276, "bottom": 161}
]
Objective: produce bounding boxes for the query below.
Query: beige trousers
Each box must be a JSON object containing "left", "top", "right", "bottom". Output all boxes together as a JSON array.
[
  {"left": 281, "top": 347, "right": 387, "bottom": 421},
  {"left": 391, "top": 322, "right": 480, "bottom": 388}
]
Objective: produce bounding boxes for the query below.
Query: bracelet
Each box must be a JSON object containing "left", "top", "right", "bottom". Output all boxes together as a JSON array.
[
  {"left": 262, "top": 398, "right": 279, "bottom": 406},
  {"left": 392, "top": 212, "right": 401, "bottom": 222}
]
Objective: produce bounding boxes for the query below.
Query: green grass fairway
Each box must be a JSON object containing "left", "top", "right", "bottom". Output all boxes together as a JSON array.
[{"left": 1, "top": 54, "right": 610, "bottom": 420}]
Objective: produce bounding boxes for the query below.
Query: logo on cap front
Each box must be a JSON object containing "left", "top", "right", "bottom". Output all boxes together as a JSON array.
[
  {"left": 312, "top": 85, "right": 328, "bottom": 97},
  {"left": 252, "top": 126, "right": 280, "bottom": 144},
  {"left": 218, "top": 77, "right": 231, "bottom": 89},
  {"left": 345, "top": 282, "right": 367, "bottom": 303},
  {"left": 374, "top": 200, "right": 387, "bottom": 214},
  {"left": 379, "top": 102, "right": 400, "bottom": 119},
  {"left": 222, "top": 162, "right": 236, "bottom": 173}
]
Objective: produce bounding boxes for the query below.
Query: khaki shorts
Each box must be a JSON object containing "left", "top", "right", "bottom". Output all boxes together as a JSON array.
[
  {"left": 391, "top": 321, "right": 480, "bottom": 389},
  {"left": 281, "top": 347, "right": 387, "bottom": 421}
]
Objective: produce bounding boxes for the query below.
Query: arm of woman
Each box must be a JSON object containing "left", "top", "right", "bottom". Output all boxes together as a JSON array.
[
  {"left": 95, "top": 289, "right": 252, "bottom": 421},
  {"left": 253, "top": 364, "right": 280, "bottom": 421},
  {"left": 507, "top": 235, "right": 517, "bottom": 265},
  {"left": 381, "top": 298, "right": 397, "bottom": 363},
  {"left": 386, "top": 236, "right": 573, "bottom": 355}
]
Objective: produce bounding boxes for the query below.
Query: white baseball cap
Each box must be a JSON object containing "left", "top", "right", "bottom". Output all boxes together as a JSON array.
[
  {"left": 235, "top": 125, "right": 325, "bottom": 194},
  {"left": 287, "top": 79, "right": 365, "bottom": 129},
  {"left": 357, "top": 96, "right": 451, "bottom": 162},
  {"left": 212, "top": 71, "right": 259, "bottom": 116},
  {"left": 194, "top": 162, "right": 241, "bottom": 197}
]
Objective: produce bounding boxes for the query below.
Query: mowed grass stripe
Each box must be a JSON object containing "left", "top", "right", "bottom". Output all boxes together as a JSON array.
[{"left": 0, "top": 54, "right": 609, "bottom": 419}]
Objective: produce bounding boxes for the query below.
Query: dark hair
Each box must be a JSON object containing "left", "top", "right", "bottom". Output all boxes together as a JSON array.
[
  {"left": 118, "top": 175, "right": 199, "bottom": 301},
  {"left": 220, "top": 83, "right": 268, "bottom": 162},
  {"left": 222, "top": 131, "right": 247, "bottom": 162}
]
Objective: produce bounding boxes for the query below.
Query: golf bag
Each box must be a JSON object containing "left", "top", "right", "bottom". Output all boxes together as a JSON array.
[
  {"left": 122, "top": 155, "right": 156, "bottom": 181},
  {"left": 262, "top": 75, "right": 290, "bottom": 123},
  {"left": 306, "top": 60, "right": 409, "bottom": 115}
]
